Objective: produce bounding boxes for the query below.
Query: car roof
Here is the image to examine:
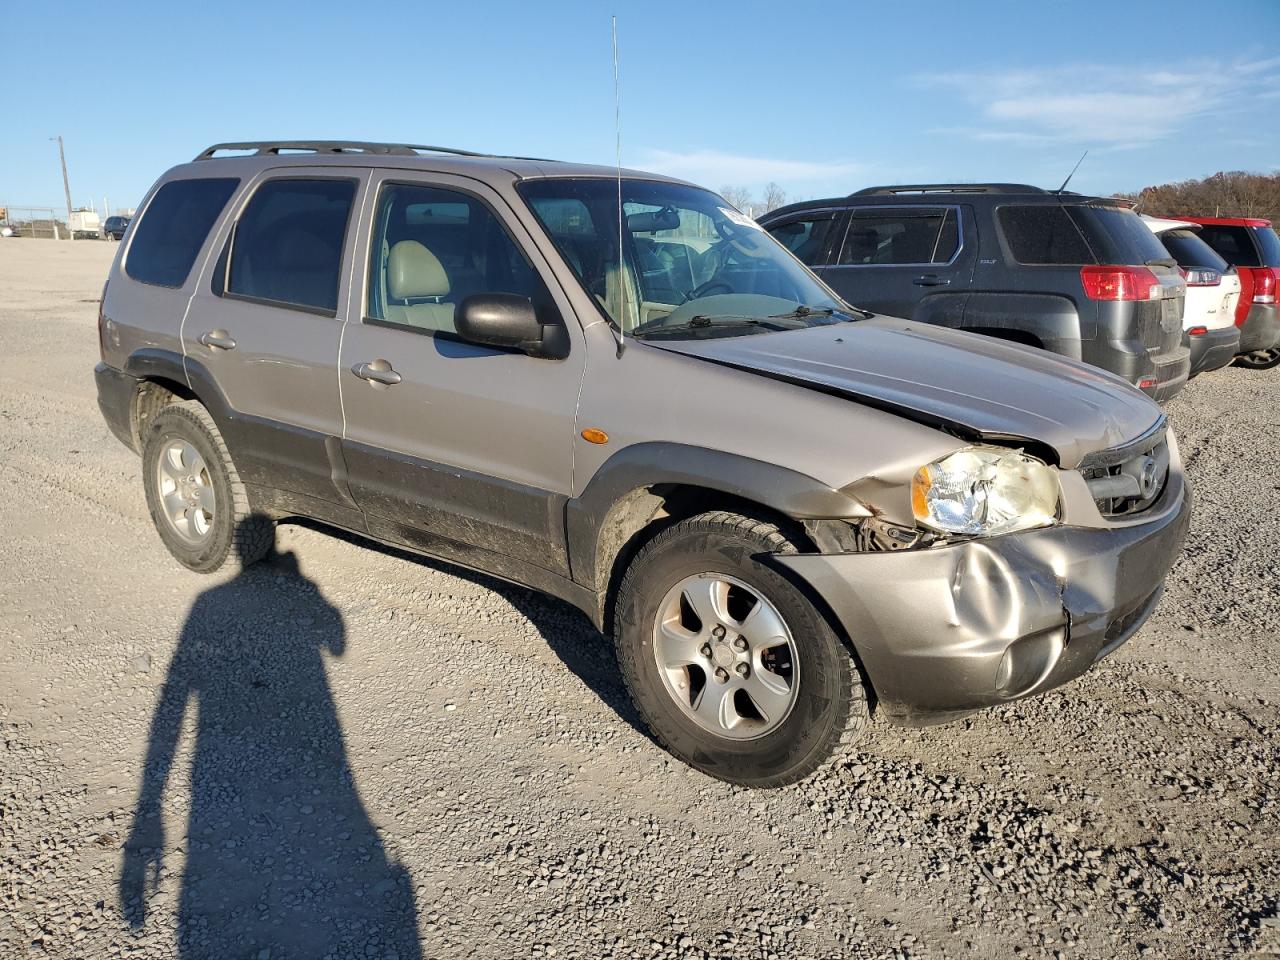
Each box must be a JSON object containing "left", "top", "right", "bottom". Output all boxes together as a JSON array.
[
  {"left": 761, "top": 184, "right": 1125, "bottom": 221},
  {"left": 1177, "top": 215, "right": 1273, "bottom": 228},
  {"left": 170, "top": 141, "right": 695, "bottom": 190},
  {"left": 1141, "top": 214, "right": 1200, "bottom": 234}
]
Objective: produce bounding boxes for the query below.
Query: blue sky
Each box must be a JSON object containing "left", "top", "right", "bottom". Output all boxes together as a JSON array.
[{"left": 3, "top": 0, "right": 1278, "bottom": 213}]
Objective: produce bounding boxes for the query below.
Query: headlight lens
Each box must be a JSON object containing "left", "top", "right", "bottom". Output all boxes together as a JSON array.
[{"left": 911, "top": 446, "right": 1059, "bottom": 536}]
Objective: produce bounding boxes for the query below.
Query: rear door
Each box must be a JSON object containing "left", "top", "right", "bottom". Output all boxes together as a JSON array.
[
  {"left": 337, "top": 170, "right": 586, "bottom": 579},
  {"left": 820, "top": 204, "right": 973, "bottom": 323},
  {"left": 182, "top": 169, "right": 368, "bottom": 504}
]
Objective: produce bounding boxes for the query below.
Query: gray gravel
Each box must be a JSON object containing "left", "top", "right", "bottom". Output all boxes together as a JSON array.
[{"left": 1, "top": 240, "right": 1278, "bottom": 960}]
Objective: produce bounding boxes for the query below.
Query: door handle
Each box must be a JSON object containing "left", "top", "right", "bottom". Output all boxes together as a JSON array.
[
  {"left": 198, "top": 330, "right": 237, "bottom": 350},
  {"left": 913, "top": 275, "right": 950, "bottom": 287},
  {"left": 352, "top": 360, "right": 402, "bottom": 386}
]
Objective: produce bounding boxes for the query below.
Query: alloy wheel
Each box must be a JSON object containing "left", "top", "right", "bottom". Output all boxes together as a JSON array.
[
  {"left": 651, "top": 573, "right": 799, "bottom": 740},
  {"left": 154, "top": 439, "right": 216, "bottom": 544}
]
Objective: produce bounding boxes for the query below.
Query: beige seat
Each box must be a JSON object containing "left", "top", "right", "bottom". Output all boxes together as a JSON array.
[{"left": 383, "top": 240, "right": 455, "bottom": 332}]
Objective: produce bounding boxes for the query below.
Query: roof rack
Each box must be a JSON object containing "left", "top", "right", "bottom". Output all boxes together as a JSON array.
[
  {"left": 194, "top": 140, "right": 490, "bottom": 161},
  {"left": 850, "top": 183, "right": 1047, "bottom": 197}
]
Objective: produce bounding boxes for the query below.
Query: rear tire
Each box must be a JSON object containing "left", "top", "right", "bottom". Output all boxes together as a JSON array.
[
  {"left": 613, "top": 511, "right": 868, "bottom": 787},
  {"left": 141, "top": 401, "right": 274, "bottom": 573},
  {"left": 1233, "top": 348, "right": 1280, "bottom": 370}
]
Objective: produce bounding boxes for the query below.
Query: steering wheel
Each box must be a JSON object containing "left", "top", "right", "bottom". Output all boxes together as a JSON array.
[{"left": 684, "top": 278, "right": 733, "bottom": 301}]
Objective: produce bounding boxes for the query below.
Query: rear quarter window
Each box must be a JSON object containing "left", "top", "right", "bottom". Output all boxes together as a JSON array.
[
  {"left": 1069, "top": 206, "right": 1172, "bottom": 265},
  {"left": 997, "top": 205, "right": 1094, "bottom": 265},
  {"left": 1253, "top": 227, "right": 1280, "bottom": 267},
  {"left": 125, "top": 178, "right": 239, "bottom": 287},
  {"left": 1159, "top": 229, "right": 1229, "bottom": 272},
  {"left": 1196, "top": 225, "right": 1263, "bottom": 267}
]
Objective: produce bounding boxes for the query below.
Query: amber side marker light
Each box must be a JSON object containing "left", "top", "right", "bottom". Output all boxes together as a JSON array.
[
  {"left": 581, "top": 428, "right": 609, "bottom": 445},
  {"left": 910, "top": 468, "right": 932, "bottom": 520}
]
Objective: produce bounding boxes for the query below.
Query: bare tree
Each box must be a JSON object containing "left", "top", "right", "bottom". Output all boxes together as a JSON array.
[
  {"left": 1116, "top": 171, "right": 1280, "bottom": 222},
  {"left": 761, "top": 182, "right": 787, "bottom": 214},
  {"left": 719, "top": 185, "right": 755, "bottom": 212}
]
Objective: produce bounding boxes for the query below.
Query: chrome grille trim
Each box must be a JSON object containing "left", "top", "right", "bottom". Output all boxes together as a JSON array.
[{"left": 1080, "top": 418, "right": 1170, "bottom": 519}]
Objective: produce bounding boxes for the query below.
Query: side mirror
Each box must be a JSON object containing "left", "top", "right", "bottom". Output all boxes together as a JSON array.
[{"left": 455, "top": 294, "right": 556, "bottom": 356}]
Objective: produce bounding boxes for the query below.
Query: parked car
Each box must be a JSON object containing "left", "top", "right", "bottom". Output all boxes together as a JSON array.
[
  {"left": 0, "top": 224, "right": 16, "bottom": 238},
  {"left": 94, "top": 141, "right": 1190, "bottom": 786},
  {"left": 759, "top": 184, "right": 1191, "bottom": 404},
  {"left": 1177, "top": 217, "right": 1280, "bottom": 370},
  {"left": 1141, "top": 216, "right": 1241, "bottom": 376},
  {"left": 102, "top": 215, "right": 131, "bottom": 241}
]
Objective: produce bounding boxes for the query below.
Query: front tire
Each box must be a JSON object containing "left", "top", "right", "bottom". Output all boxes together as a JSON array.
[
  {"left": 141, "top": 401, "right": 274, "bottom": 573},
  {"left": 614, "top": 511, "right": 868, "bottom": 787}
]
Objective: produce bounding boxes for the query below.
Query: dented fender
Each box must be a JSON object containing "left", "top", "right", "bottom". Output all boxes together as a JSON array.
[{"left": 775, "top": 468, "right": 1191, "bottom": 723}]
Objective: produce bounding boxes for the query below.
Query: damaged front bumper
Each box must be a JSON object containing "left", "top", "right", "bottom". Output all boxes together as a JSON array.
[{"left": 776, "top": 469, "right": 1191, "bottom": 724}]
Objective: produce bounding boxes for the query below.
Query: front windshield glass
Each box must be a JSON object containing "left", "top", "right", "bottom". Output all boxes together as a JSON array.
[{"left": 518, "top": 178, "right": 850, "bottom": 340}]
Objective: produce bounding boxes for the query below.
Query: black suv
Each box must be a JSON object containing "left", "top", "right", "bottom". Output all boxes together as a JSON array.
[
  {"left": 760, "top": 184, "right": 1191, "bottom": 403},
  {"left": 102, "top": 215, "right": 131, "bottom": 241}
]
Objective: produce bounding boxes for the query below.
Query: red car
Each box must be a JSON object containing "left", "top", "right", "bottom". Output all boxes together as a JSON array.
[{"left": 1179, "top": 216, "right": 1280, "bottom": 369}]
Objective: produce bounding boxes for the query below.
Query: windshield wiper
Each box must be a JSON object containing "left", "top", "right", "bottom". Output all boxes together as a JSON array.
[
  {"left": 680, "top": 314, "right": 799, "bottom": 331},
  {"left": 774, "top": 303, "right": 876, "bottom": 321},
  {"left": 631, "top": 314, "right": 800, "bottom": 339},
  {"left": 769, "top": 305, "right": 835, "bottom": 321}
]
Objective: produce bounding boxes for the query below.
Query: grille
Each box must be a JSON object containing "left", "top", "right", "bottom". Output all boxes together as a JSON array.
[{"left": 1079, "top": 420, "right": 1170, "bottom": 518}]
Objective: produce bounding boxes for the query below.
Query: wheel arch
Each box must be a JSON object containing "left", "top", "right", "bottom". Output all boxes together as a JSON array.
[
  {"left": 122, "top": 348, "right": 236, "bottom": 451},
  {"left": 961, "top": 326, "right": 1045, "bottom": 349},
  {"left": 120, "top": 349, "right": 194, "bottom": 451},
  {"left": 565, "top": 442, "right": 869, "bottom": 632}
]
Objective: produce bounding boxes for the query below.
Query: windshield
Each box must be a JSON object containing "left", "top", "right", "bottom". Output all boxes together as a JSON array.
[{"left": 518, "top": 179, "right": 849, "bottom": 340}]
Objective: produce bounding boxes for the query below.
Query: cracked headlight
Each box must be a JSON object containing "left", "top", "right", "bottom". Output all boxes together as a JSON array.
[{"left": 911, "top": 446, "right": 1059, "bottom": 536}]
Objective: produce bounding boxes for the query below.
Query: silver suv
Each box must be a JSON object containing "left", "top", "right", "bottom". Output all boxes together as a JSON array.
[{"left": 95, "top": 140, "right": 1191, "bottom": 787}]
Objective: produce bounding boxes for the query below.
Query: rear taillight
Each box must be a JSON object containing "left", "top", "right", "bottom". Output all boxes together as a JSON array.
[
  {"left": 1252, "top": 266, "right": 1279, "bottom": 304},
  {"left": 97, "top": 279, "right": 109, "bottom": 358},
  {"left": 1080, "top": 265, "right": 1162, "bottom": 301},
  {"left": 1179, "top": 267, "right": 1221, "bottom": 287}
]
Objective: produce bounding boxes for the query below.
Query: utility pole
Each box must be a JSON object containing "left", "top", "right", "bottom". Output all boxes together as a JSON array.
[{"left": 50, "top": 135, "right": 73, "bottom": 221}]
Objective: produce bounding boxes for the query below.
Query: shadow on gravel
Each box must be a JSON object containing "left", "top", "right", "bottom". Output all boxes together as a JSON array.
[
  {"left": 287, "top": 519, "right": 654, "bottom": 743},
  {"left": 120, "top": 547, "right": 423, "bottom": 959}
]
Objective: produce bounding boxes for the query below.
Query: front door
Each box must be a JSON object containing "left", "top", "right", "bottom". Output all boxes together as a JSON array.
[
  {"left": 183, "top": 169, "right": 368, "bottom": 505},
  {"left": 338, "top": 171, "right": 586, "bottom": 579}
]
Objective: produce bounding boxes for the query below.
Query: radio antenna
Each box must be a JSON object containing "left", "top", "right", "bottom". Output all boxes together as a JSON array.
[
  {"left": 1054, "top": 150, "right": 1088, "bottom": 195},
  {"left": 612, "top": 15, "right": 626, "bottom": 357}
]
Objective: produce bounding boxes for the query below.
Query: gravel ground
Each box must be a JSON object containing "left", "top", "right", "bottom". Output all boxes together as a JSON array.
[{"left": 1, "top": 239, "right": 1278, "bottom": 960}]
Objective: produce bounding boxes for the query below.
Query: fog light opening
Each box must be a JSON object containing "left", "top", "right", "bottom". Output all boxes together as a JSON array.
[{"left": 995, "top": 627, "right": 1067, "bottom": 699}]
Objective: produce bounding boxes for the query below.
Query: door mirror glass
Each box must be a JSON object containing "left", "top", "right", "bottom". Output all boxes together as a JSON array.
[{"left": 455, "top": 294, "right": 548, "bottom": 355}]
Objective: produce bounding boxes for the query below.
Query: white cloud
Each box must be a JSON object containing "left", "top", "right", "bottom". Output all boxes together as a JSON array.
[
  {"left": 635, "top": 148, "right": 862, "bottom": 188},
  {"left": 917, "top": 58, "right": 1280, "bottom": 148}
]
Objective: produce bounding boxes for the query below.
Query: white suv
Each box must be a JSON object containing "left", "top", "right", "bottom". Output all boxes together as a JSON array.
[{"left": 1143, "top": 215, "right": 1242, "bottom": 376}]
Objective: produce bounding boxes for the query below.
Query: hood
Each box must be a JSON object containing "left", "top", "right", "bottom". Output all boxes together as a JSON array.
[{"left": 648, "top": 318, "right": 1163, "bottom": 467}]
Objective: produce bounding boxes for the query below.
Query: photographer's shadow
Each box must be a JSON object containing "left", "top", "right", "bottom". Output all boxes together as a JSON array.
[{"left": 120, "top": 548, "right": 421, "bottom": 959}]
